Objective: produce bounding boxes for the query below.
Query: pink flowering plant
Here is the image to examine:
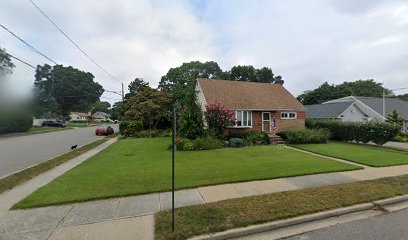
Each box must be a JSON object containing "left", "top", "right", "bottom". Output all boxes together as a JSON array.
[{"left": 204, "top": 101, "right": 236, "bottom": 138}]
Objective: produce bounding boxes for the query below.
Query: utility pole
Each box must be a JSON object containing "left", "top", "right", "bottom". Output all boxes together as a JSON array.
[{"left": 122, "top": 83, "right": 125, "bottom": 119}]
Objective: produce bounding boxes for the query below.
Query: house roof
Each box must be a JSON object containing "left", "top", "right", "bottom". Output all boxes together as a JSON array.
[
  {"left": 92, "top": 112, "right": 110, "bottom": 118},
  {"left": 355, "top": 97, "right": 408, "bottom": 119},
  {"left": 306, "top": 102, "right": 354, "bottom": 119},
  {"left": 197, "top": 79, "right": 305, "bottom": 110}
]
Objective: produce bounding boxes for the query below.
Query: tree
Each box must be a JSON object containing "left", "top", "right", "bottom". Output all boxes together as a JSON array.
[
  {"left": 124, "top": 87, "right": 172, "bottom": 129},
  {"left": 178, "top": 90, "right": 204, "bottom": 139},
  {"left": 158, "top": 61, "right": 225, "bottom": 105},
  {"left": 386, "top": 110, "right": 404, "bottom": 127},
  {"left": 228, "top": 65, "right": 284, "bottom": 84},
  {"left": 91, "top": 101, "right": 111, "bottom": 114},
  {"left": 397, "top": 94, "right": 408, "bottom": 102},
  {"left": 298, "top": 80, "right": 392, "bottom": 105},
  {"left": 0, "top": 47, "right": 15, "bottom": 76},
  {"left": 33, "top": 64, "right": 104, "bottom": 117},
  {"left": 128, "top": 77, "right": 149, "bottom": 94},
  {"left": 110, "top": 101, "right": 123, "bottom": 120}
]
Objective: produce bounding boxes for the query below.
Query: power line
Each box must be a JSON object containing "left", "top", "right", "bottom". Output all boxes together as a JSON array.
[
  {"left": 0, "top": 23, "right": 57, "bottom": 65},
  {"left": 6, "top": 52, "right": 37, "bottom": 69},
  {"left": 8, "top": 52, "right": 121, "bottom": 101},
  {"left": 28, "top": 0, "right": 122, "bottom": 83}
]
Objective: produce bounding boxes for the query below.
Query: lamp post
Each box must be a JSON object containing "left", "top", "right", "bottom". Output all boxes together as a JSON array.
[{"left": 383, "top": 87, "right": 408, "bottom": 119}]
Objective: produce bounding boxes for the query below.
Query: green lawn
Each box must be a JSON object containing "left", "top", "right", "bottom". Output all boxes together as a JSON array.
[
  {"left": 14, "top": 138, "right": 360, "bottom": 209},
  {"left": 292, "top": 142, "right": 408, "bottom": 167}
]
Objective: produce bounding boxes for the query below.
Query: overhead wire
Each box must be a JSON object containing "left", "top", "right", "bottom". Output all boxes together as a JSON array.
[{"left": 28, "top": 0, "right": 122, "bottom": 83}]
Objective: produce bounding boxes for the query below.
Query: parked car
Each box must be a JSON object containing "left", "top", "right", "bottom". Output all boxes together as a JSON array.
[
  {"left": 95, "top": 126, "right": 114, "bottom": 136},
  {"left": 41, "top": 120, "right": 66, "bottom": 128}
]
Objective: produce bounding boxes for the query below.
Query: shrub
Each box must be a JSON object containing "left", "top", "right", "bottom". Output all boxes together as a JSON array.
[
  {"left": 0, "top": 113, "right": 33, "bottom": 134},
  {"left": 205, "top": 102, "right": 236, "bottom": 139},
  {"left": 393, "top": 133, "right": 408, "bottom": 143},
  {"left": 178, "top": 95, "right": 204, "bottom": 140},
  {"left": 229, "top": 138, "right": 244, "bottom": 148},
  {"left": 228, "top": 131, "right": 270, "bottom": 146},
  {"left": 279, "top": 128, "right": 330, "bottom": 144},
  {"left": 176, "top": 136, "right": 223, "bottom": 151},
  {"left": 119, "top": 121, "right": 143, "bottom": 137},
  {"left": 306, "top": 119, "right": 400, "bottom": 145}
]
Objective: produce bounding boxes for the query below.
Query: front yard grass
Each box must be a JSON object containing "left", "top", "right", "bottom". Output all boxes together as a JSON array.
[
  {"left": 155, "top": 174, "right": 408, "bottom": 240},
  {"left": 292, "top": 142, "right": 408, "bottom": 167},
  {"left": 14, "top": 138, "right": 360, "bottom": 209}
]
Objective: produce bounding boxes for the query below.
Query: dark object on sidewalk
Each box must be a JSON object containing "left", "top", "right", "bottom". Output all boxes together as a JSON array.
[{"left": 71, "top": 145, "right": 77, "bottom": 150}]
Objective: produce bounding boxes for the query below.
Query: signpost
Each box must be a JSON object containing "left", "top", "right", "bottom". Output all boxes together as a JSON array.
[{"left": 172, "top": 106, "right": 176, "bottom": 231}]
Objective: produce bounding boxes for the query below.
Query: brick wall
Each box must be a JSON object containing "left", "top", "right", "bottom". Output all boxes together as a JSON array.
[{"left": 227, "top": 110, "right": 305, "bottom": 133}]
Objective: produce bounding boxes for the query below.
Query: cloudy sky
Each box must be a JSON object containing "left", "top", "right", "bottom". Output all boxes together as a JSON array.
[{"left": 1, "top": 0, "right": 408, "bottom": 103}]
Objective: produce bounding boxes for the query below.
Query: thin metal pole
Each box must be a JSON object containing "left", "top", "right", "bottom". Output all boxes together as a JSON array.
[
  {"left": 122, "top": 83, "right": 125, "bottom": 119},
  {"left": 383, "top": 89, "right": 385, "bottom": 119},
  {"left": 172, "top": 106, "right": 176, "bottom": 231}
]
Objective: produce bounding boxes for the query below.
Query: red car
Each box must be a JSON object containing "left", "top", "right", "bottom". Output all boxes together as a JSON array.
[{"left": 95, "top": 126, "right": 114, "bottom": 136}]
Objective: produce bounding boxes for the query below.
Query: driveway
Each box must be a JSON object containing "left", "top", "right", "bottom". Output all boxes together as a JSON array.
[
  {"left": 385, "top": 141, "right": 408, "bottom": 150},
  {"left": 0, "top": 124, "right": 118, "bottom": 179}
]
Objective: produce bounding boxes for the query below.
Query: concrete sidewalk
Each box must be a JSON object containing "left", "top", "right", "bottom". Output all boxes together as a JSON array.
[{"left": 2, "top": 144, "right": 408, "bottom": 240}]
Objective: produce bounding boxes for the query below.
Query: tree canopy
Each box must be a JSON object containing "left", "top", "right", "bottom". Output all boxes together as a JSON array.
[
  {"left": 158, "top": 61, "right": 284, "bottom": 106},
  {"left": 0, "top": 47, "right": 15, "bottom": 76},
  {"left": 33, "top": 64, "right": 104, "bottom": 118},
  {"left": 386, "top": 110, "right": 404, "bottom": 127},
  {"left": 298, "top": 80, "right": 392, "bottom": 105},
  {"left": 91, "top": 101, "right": 111, "bottom": 114}
]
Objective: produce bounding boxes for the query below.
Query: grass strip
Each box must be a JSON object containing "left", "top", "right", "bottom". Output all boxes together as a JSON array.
[
  {"left": 290, "top": 142, "right": 408, "bottom": 167},
  {"left": 155, "top": 174, "right": 408, "bottom": 240},
  {"left": 0, "top": 138, "right": 110, "bottom": 194}
]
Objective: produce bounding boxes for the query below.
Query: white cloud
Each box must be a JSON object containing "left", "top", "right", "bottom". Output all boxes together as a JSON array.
[{"left": 1, "top": 0, "right": 408, "bottom": 104}]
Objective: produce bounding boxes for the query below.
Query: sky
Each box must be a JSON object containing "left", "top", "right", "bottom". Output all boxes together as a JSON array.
[{"left": 1, "top": 0, "right": 408, "bottom": 104}]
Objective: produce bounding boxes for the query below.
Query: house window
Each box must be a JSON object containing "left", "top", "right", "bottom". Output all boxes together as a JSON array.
[
  {"left": 235, "top": 111, "right": 252, "bottom": 127},
  {"left": 281, "top": 112, "right": 297, "bottom": 119}
]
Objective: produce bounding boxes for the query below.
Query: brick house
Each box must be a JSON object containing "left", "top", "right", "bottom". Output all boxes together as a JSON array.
[{"left": 196, "top": 79, "right": 306, "bottom": 134}]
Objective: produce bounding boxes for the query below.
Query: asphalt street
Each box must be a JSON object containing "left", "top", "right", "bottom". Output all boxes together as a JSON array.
[
  {"left": 283, "top": 208, "right": 408, "bottom": 240},
  {"left": 0, "top": 124, "right": 118, "bottom": 179}
]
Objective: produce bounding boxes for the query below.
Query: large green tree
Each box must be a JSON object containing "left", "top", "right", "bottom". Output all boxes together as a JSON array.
[
  {"left": 298, "top": 80, "right": 392, "bottom": 105},
  {"left": 124, "top": 87, "right": 172, "bottom": 129},
  {"left": 158, "top": 61, "right": 225, "bottom": 105},
  {"left": 34, "top": 64, "right": 104, "bottom": 117},
  {"left": 228, "top": 65, "right": 284, "bottom": 84},
  {"left": 91, "top": 101, "right": 111, "bottom": 114},
  {"left": 110, "top": 101, "right": 123, "bottom": 121},
  {"left": 386, "top": 110, "right": 404, "bottom": 127},
  {"left": 0, "top": 47, "right": 15, "bottom": 76}
]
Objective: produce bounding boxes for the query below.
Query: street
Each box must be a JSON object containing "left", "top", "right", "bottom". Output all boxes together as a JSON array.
[
  {"left": 239, "top": 207, "right": 408, "bottom": 240},
  {"left": 0, "top": 124, "right": 118, "bottom": 179}
]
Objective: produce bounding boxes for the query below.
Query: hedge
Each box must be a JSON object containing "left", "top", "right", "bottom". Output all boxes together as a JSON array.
[
  {"left": 119, "top": 121, "right": 143, "bottom": 137},
  {"left": 176, "top": 136, "right": 223, "bottom": 151},
  {"left": 0, "top": 114, "right": 33, "bottom": 134},
  {"left": 227, "top": 131, "right": 271, "bottom": 146},
  {"left": 306, "top": 119, "right": 400, "bottom": 145},
  {"left": 278, "top": 128, "right": 330, "bottom": 144}
]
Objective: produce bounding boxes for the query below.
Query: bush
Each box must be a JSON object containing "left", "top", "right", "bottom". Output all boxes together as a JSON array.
[
  {"left": 393, "top": 133, "right": 408, "bottom": 143},
  {"left": 306, "top": 119, "right": 400, "bottom": 145},
  {"left": 229, "top": 138, "right": 244, "bottom": 148},
  {"left": 228, "top": 131, "right": 270, "bottom": 146},
  {"left": 119, "top": 121, "right": 143, "bottom": 137},
  {"left": 0, "top": 113, "right": 33, "bottom": 134},
  {"left": 125, "top": 129, "right": 171, "bottom": 138},
  {"left": 205, "top": 102, "right": 236, "bottom": 139},
  {"left": 176, "top": 136, "right": 223, "bottom": 151},
  {"left": 279, "top": 128, "right": 330, "bottom": 144},
  {"left": 178, "top": 95, "right": 204, "bottom": 140}
]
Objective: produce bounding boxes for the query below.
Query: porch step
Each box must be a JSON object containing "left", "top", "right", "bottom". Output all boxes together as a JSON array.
[{"left": 267, "top": 134, "right": 286, "bottom": 145}]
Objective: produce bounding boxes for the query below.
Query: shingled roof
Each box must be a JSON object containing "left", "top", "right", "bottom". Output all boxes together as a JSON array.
[{"left": 197, "top": 79, "right": 305, "bottom": 110}]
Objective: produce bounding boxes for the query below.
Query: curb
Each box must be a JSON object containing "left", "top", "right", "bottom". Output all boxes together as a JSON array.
[{"left": 189, "top": 194, "right": 408, "bottom": 240}]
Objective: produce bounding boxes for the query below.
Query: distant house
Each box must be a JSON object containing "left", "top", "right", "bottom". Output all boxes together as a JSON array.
[
  {"left": 196, "top": 79, "right": 306, "bottom": 134},
  {"left": 306, "top": 96, "right": 408, "bottom": 132},
  {"left": 92, "top": 111, "right": 110, "bottom": 122},
  {"left": 69, "top": 112, "right": 92, "bottom": 122}
]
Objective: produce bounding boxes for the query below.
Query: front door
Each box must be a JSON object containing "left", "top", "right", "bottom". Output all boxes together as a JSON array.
[{"left": 262, "top": 112, "right": 271, "bottom": 133}]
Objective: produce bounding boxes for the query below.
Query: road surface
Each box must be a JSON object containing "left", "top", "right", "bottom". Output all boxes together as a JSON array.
[{"left": 0, "top": 124, "right": 118, "bottom": 179}]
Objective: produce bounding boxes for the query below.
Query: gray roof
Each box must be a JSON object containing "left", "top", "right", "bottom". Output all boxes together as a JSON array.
[
  {"left": 306, "top": 102, "right": 353, "bottom": 119},
  {"left": 355, "top": 97, "right": 408, "bottom": 119}
]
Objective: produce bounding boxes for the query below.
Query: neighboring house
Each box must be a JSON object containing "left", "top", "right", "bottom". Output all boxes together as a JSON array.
[
  {"left": 196, "top": 79, "right": 306, "bottom": 133},
  {"left": 69, "top": 112, "right": 92, "bottom": 122},
  {"left": 306, "top": 96, "right": 408, "bottom": 132},
  {"left": 92, "top": 111, "right": 110, "bottom": 122}
]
